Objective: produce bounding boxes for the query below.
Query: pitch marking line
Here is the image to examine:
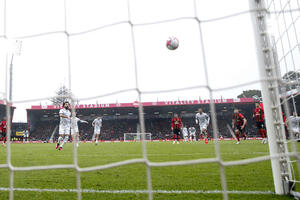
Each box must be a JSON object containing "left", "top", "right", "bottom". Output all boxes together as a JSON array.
[{"left": 0, "top": 187, "right": 274, "bottom": 195}]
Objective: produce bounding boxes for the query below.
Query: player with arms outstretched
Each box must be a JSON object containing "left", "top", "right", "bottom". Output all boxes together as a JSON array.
[
  {"left": 0, "top": 117, "right": 7, "bottom": 147},
  {"left": 253, "top": 102, "right": 267, "bottom": 143},
  {"left": 56, "top": 101, "right": 71, "bottom": 151},
  {"left": 92, "top": 116, "right": 102, "bottom": 145},
  {"left": 182, "top": 125, "right": 189, "bottom": 142},
  {"left": 189, "top": 126, "right": 196, "bottom": 141},
  {"left": 171, "top": 113, "right": 182, "bottom": 144},
  {"left": 232, "top": 108, "right": 247, "bottom": 144},
  {"left": 71, "top": 112, "right": 88, "bottom": 147},
  {"left": 195, "top": 108, "right": 210, "bottom": 144},
  {"left": 286, "top": 112, "right": 300, "bottom": 141}
]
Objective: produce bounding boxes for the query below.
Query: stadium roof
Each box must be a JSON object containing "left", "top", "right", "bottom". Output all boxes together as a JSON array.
[{"left": 28, "top": 98, "right": 255, "bottom": 110}]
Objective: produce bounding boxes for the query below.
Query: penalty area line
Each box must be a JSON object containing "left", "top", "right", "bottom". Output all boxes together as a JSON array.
[{"left": 0, "top": 187, "right": 274, "bottom": 195}]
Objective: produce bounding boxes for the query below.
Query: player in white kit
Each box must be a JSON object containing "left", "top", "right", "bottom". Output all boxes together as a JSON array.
[
  {"left": 182, "top": 125, "right": 189, "bottom": 142},
  {"left": 189, "top": 126, "right": 196, "bottom": 141},
  {"left": 195, "top": 108, "right": 210, "bottom": 144},
  {"left": 92, "top": 116, "right": 102, "bottom": 145},
  {"left": 71, "top": 112, "right": 88, "bottom": 147},
  {"left": 287, "top": 112, "right": 300, "bottom": 140},
  {"left": 56, "top": 101, "right": 71, "bottom": 151}
]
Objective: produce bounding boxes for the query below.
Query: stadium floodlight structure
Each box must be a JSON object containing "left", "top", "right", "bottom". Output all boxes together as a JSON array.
[
  {"left": 1, "top": 0, "right": 300, "bottom": 200},
  {"left": 124, "top": 133, "right": 152, "bottom": 142}
]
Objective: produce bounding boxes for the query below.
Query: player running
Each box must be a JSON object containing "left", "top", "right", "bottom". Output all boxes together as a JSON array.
[
  {"left": 71, "top": 112, "right": 88, "bottom": 147},
  {"left": 171, "top": 113, "right": 182, "bottom": 144},
  {"left": 0, "top": 117, "right": 7, "bottom": 147},
  {"left": 56, "top": 101, "right": 71, "bottom": 151},
  {"left": 195, "top": 108, "right": 210, "bottom": 144},
  {"left": 287, "top": 112, "right": 300, "bottom": 140},
  {"left": 232, "top": 108, "right": 247, "bottom": 144},
  {"left": 182, "top": 125, "right": 189, "bottom": 142},
  {"left": 253, "top": 102, "right": 267, "bottom": 144},
  {"left": 189, "top": 126, "right": 196, "bottom": 141},
  {"left": 92, "top": 116, "right": 102, "bottom": 145}
]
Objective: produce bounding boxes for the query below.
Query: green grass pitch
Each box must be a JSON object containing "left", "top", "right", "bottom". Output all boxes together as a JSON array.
[{"left": 0, "top": 140, "right": 299, "bottom": 200}]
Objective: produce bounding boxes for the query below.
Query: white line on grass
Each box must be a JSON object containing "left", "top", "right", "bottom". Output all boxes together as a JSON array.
[{"left": 0, "top": 187, "right": 274, "bottom": 195}]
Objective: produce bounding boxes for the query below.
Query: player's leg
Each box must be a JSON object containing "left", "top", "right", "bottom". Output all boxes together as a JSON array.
[
  {"left": 60, "top": 130, "right": 70, "bottom": 149},
  {"left": 235, "top": 127, "right": 240, "bottom": 144},
  {"left": 57, "top": 125, "right": 65, "bottom": 149},
  {"left": 203, "top": 126, "right": 209, "bottom": 144},
  {"left": 176, "top": 131, "right": 180, "bottom": 144},
  {"left": 95, "top": 133, "right": 100, "bottom": 145}
]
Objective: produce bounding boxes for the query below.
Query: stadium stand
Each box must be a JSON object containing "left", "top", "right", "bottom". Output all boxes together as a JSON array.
[{"left": 26, "top": 98, "right": 262, "bottom": 142}]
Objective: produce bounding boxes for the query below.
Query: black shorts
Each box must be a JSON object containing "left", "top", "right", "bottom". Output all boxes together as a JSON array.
[
  {"left": 256, "top": 121, "right": 265, "bottom": 130},
  {"left": 173, "top": 129, "right": 181, "bottom": 136},
  {"left": 235, "top": 125, "right": 246, "bottom": 134},
  {"left": 0, "top": 132, "right": 6, "bottom": 138}
]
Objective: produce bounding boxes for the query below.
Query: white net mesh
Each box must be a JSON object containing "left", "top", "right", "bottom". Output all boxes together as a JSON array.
[{"left": 0, "top": 0, "right": 300, "bottom": 200}]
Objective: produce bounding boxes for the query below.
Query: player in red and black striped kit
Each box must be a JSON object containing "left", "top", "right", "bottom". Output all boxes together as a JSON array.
[
  {"left": 232, "top": 109, "right": 247, "bottom": 144},
  {"left": 171, "top": 113, "right": 182, "bottom": 144},
  {"left": 0, "top": 117, "right": 7, "bottom": 147},
  {"left": 253, "top": 102, "right": 267, "bottom": 144}
]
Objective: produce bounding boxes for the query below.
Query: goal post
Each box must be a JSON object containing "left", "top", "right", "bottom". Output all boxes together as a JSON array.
[
  {"left": 124, "top": 133, "right": 152, "bottom": 142},
  {"left": 249, "top": 0, "right": 292, "bottom": 194}
]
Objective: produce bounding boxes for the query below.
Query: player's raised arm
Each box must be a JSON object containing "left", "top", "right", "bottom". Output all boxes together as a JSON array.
[{"left": 92, "top": 119, "right": 95, "bottom": 127}]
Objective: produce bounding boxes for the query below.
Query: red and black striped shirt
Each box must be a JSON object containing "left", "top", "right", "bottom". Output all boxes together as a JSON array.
[
  {"left": 171, "top": 117, "right": 182, "bottom": 129},
  {"left": 232, "top": 113, "right": 245, "bottom": 126},
  {"left": 253, "top": 107, "right": 265, "bottom": 122},
  {"left": 0, "top": 121, "right": 7, "bottom": 133}
]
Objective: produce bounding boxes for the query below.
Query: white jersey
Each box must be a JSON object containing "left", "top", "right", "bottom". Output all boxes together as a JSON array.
[
  {"left": 59, "top": 108, "right": 71, "bottom": 127},
  {"left": 189, "top": 127, "right": 196, "bottom": 135},
  {"left": 288, "top": 116, "right": 300, "bottom": 130},
  {"left": 182, "top": 127, "right": 188, "bottom": 136},
  {"left": 195, "top": 112, "right": 210, "bottom": 125},
  {"left": 93, "top": 118, "right": 102, "bottom": 129},
  {"left": 71, "top": 117, "right": 85, "bottom": 130}
]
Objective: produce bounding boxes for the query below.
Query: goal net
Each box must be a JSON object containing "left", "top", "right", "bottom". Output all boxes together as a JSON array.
[
  {"left": 0, "top": 0, "right": 300, "bottom": 200},
  {"left": 124, "top": 133, "right": 152, "bottom": 142}
]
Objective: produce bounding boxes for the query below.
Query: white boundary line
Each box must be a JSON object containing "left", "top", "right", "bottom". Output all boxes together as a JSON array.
[{"left": 0, "top": 187, "right": 274, "bottom": 195}]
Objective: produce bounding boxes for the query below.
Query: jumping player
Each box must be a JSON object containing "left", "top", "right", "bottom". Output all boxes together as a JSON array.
[
  {"left": 0, "top": 117, "right": 7, "bottom": 147},
  {"left": 189, "top": 126, "right": 196, "bottom": 141},
  {"left": 71, "top": 112, "right": 88, "bottom": 147},
  {"left": 182, "top": 125, "right": 189, "bottom": 142},
  {"left": 171, "top": 113, "right": 182, "bottom": 144},
  {"left": 287, "top": 112, "right": 300, "bottom": 140},
  {"left": 92, "top": 115, "right": 102, "bottom": 145},
  {"left": 253, "top": 102, "right": 267, "bottom": 144},
  {"left": 56, "top": 101, "right": 71, "bottom": 151},
  {"left": 195, "top": 108, "right": 210, "bottom": 144},
  {"left": 232, "top": 108, "right": 247, "bottom": 144}
]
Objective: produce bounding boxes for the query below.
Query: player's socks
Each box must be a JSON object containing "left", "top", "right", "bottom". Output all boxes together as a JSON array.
[
  {"left": 204, "top": 138, "right": 208, "bottom": 144},
  {"left": 243, "top": 133, "right": 247, "bottom": 140},
  {"left": 61, "top": 136, "right": 69, "bottom": 148},
  {"left": 235, "top": 133, "right": 240, "bottom": 142}
]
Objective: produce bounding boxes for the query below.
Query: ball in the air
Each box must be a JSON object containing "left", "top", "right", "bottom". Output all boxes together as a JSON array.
[{"left": 166, "top": 37, "right": 179, "bottom": 50}]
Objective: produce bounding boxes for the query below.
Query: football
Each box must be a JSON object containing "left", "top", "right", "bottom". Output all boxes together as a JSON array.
[{"left": 166, "top": 37, "right": 179, "bottom": 50}]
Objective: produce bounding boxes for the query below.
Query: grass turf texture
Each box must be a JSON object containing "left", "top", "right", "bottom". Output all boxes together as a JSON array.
[{"left": 0, "top": 140, "right": 299, "bottom": 199}]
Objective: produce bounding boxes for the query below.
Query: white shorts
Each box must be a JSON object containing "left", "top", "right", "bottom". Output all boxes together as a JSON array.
[
  {"left": 292, "top": 127, "right": 299, "bottom": 134},
  {"left": 190, "top": 132, "right": 196, "bottom": 137},
  {"left": 199, "top": 124, "right": 208, "bottom": 132},
  {"left": 71, "top": 127, "right": 79, "bottom": 135},
  {"left": 59, "top": 124, "right": 70, "bottom": 135},
  {"left": 183, "top": 133, "right": 188, "bottom": 137},
  {"left": 94, "top": 128, "right": 101, "bottom": 135}
]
